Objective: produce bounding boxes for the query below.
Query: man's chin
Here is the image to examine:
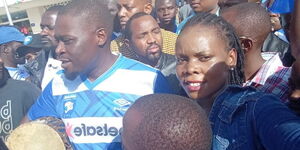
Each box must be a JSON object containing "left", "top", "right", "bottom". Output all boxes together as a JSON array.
[{"left": 64, "top": 71, "right": 79, "bottom": 81}]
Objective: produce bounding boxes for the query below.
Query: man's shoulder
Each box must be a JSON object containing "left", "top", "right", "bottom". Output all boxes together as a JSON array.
[
  {"left": 2, "top": 79, "right": 41, "bottom": 97},
  {"left": 6, "top": 79, "right": 39, "bottom": 90},
  {"left": 117, "top": 55, "right": 159, "bottom": 73}
]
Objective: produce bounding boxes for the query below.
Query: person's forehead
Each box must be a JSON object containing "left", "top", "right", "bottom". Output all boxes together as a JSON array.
[
  {"left": 157, "top": 0, "right": 176, "bottom": 7},
  {"left": 131, "top": 16, "right": 158, "bottom": 33},
  {"left": 41, "top": 11, "right": 58, "bottom": 25},
  {"left": 118, "top": 0, "right": 140, "bottom": 5},
  {"left": 55, "top": 15, "right": 79, "bottom": 34},
  {"left": 10, "top": 41, "right": 23, "bottom": 47}
]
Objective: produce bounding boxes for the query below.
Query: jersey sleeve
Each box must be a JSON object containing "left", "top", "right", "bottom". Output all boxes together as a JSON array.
[
  {"left": 153, "top": 71, "right": 174, "bottom": 94},
  {"left": 27, "top": 81, "right": 59, "bottom": 120}
]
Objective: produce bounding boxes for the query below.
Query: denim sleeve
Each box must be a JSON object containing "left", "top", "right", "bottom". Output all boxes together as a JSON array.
[
  {"left": 254, "top": 94, "right": 300, "bottom": 150},
  {"left": 27, "top": 81, "right": 58, "bottom": 120},
  {"left": 154, "top": 71, "right": 174, "bottom": 94}
]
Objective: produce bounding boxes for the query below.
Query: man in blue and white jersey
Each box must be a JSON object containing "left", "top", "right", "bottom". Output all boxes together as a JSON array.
[{"left": 22, "top": 0, "right": 172, "bottom": 149}]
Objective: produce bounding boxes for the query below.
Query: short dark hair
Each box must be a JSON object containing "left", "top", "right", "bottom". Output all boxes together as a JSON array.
[
  {"left": 58, "top": 0, "right": 114, "bottom": 34},
  {"left": 155, "top": 0, "right": 177, "bottom": 8},
  {"left": 123, "top": 94, "right": 212, "bottom": 150},
  {"left": 124, "top": 12, "right": 149, "bottom": 40},
  {"left": 221, "top": 2, "right": 271, "bottom": 45},
  {"left": 181, "top": 12, "right": 245, "bottom": 85}
]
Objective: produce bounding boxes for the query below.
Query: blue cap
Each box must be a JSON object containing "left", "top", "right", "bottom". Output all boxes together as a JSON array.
[{"left": 0, "top": 26, "right": 25, "bottom": 45}]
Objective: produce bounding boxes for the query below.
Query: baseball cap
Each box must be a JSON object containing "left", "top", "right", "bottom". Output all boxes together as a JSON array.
[
  {"left": 16, "top": 34, "right": 43, "bottom": 57},
  {"left": 0, "top": 26, "right": 25, "bottom": 45}
]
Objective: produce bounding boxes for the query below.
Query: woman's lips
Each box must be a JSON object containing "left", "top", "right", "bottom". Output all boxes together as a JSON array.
[{"left": 184, "top": 81, "right": 203, "bottom": 92}]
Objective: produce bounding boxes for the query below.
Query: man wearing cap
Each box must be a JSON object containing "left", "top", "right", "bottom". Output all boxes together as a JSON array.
[
  {"left": 0, "top": 26, "right": 29, "bottom": 81},
  {"left": 17, "top": 34, "right": 43, "bottom": 63}
]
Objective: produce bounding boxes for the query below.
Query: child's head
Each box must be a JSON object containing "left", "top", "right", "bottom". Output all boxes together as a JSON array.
[
  {"left": 122, "top": 94, "right": 212, "bottom": 150},
  {"left": 175, "top": 12, "right": 244, "bottom": 101}
]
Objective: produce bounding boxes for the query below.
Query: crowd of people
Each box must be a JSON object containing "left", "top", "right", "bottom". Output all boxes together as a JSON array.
[{"left": 0, "top": 0, "right": 300, "bottom": 149}]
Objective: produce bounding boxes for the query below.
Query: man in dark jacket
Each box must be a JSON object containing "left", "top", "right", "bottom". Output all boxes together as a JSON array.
[
  {"left": 24, "top": 6, "right": 63, "bottom": 89},
  {"left": 124, "top": 12, "right": 182, "bottom": 94}
]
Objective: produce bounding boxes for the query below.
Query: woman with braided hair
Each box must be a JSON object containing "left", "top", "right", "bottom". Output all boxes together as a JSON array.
[{"left": 175, "top": 12, "right": 300, "bottom": 150}]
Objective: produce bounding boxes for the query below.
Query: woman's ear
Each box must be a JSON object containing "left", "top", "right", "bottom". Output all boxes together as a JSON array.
[
  {"left": 227, "top": 48, "right": 237, "bottom": 67},
  {"left": 144, "top": 3, "right": 153, "bottom": 14},
  {"left": 96, "top": 28, "right": 107, "bottom": 46}
]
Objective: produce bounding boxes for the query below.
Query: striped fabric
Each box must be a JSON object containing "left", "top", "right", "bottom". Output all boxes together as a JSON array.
[
  {"left": 244, "top": 53, "right": 291, "bottom": 102},
  {"left": 27, "top": 55, "right": 172, "bottom": 150}
]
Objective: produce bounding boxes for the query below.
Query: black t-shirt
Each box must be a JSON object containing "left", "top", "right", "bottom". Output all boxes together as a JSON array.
[{"left": 0, "top": 79, "right": 40, "bottom": 141}]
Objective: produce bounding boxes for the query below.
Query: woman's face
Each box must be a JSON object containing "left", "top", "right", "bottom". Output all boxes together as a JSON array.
[{"left": 176, "top": 25, "right": 236, "bottom": 101}]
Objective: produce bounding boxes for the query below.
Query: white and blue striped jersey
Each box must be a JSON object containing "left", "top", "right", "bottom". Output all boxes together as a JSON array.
[{"left": 28, "top": 55, "right": 172, "bottom": 150}]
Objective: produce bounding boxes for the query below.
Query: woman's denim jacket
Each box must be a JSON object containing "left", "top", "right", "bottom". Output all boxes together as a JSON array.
[{"left": 210, "top": 85, "right": 300, "bottom": 150}]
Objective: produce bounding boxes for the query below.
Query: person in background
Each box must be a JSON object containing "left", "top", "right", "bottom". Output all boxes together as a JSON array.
[
  {"left": 124, "top": 12, "right": 182, "bottom": 94},
  {"left": 155, "top": 0, "right": 178, "bottom": 33},
  {"left": 22, "top": 1, "right": 172, "bottom": 149},
  {"left": 221, "top": 3, "right": 291, "bottom": 102},
  {"left": 262, "top": 11, "right": 292, "bottom": 67},
  {"left": 0, "top": 57, "right": 40, "bottom": 141},
  {"left": 176, "top": 0, "right": 220, "bottom": 34},
  {"left": 16, "top": 34, "right": 43, "bottom": 63},
  {"left": 175, "top": 12, "right": 300, "bottom": 150},
  {"left": 122, "top": 94, "right": 212, "bottom": 150},
  {"left": 0, "top": 26, "right": 29, "bottom": 81},
  {"left": 24, "top": 5, "right": 63, "bottom": 89},
  {"left": 111, "top": 0, "right": 178, "bottom": 60},
  {"left": 178, "top": 0, "right": 193, "bottom": 23}
]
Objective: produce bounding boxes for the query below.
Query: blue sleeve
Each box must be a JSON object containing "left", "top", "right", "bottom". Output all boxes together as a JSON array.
[
  {"left": 254, "top": 94, "right": 300, "bottom": 150},
  {"left": 27, "top": 81, "right": 59, "bottom": 120},
  {"left": 153, "top": 71, "right": 174, "bottom": 94},
  {"left": 176, "top": 14, "right": 194, "bottom": 34}
]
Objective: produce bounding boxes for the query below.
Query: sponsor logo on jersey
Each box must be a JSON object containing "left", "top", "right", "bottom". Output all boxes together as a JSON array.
[
  {"left": 64, "top": 101, "right": 74, "bottom": 113},
  {"left": 113, "top": 99, "right": 131, "bottom": 107},
  {"left": 64, "top": 117, "right": 122, "bottom": 143}
]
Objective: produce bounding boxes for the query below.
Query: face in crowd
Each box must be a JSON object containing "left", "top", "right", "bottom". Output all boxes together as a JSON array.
[
  {"left": 117, "top": 0, "right": 152, "bottom": 31},
  {"left": 55, "top": 15, "right": 103, "bottom": 80},
  {"left": 188, "top": 0, "right": 219, "bottom": 13},
  {"left": 155, "top": 0, "right": 178, "bottom": 25},
  {"left": 0, "top": 41, "right": 25, "bottom": 67},
  {"left": 127, "top": 14, "right": 163, "bottom": 66},
  {"left": 175, "top": 24, "right": 236, "bottom": 101},
  {"left": 40, "top": 10, "right": 59, "bottom": 49}
]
